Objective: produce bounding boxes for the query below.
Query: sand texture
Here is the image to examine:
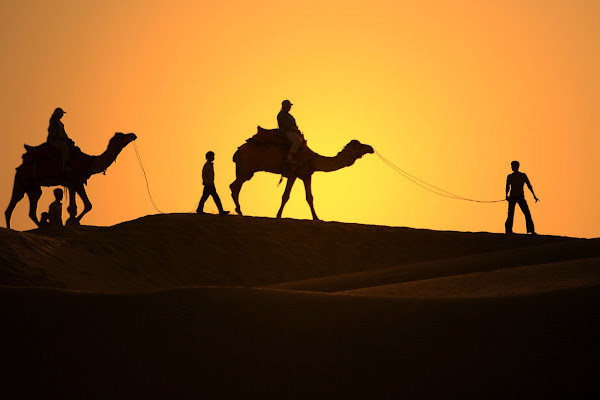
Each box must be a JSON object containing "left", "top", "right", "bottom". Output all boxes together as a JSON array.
[{"left": 2, "top": 214, "right": 599, "bottom": 398}]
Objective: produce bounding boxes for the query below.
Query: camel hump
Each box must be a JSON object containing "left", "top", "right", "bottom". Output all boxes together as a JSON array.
[{"left": 22, "top": 142, "right": 58, "bottom": 163}]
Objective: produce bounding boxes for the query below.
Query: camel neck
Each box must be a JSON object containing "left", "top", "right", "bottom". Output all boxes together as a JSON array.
[
  {"left": 313, "top": 150, "right": 357, "bottom": 173},
  {"left": 89, "top": 143, "right": 125, "bottom": 175}
]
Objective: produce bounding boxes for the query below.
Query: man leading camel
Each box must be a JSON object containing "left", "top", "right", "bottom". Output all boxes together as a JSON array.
[
  {"left": 47, "top": 107, "right": 74, "bottom": 174},
  {"left": 277, "top": 99, "right": 303, "bottom": 164},
  {"left": 505, "top": 160, "right": 539, "bottom": 235}
]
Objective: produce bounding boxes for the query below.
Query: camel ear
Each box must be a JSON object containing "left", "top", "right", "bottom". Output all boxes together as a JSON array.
[{"left": 350, "top": 139, "right": 360, "bottom": 145}]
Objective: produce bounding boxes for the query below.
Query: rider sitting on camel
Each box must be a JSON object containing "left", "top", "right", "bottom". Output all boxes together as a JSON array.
[
  {"left": 277, "top": 99, "right": 303, "bottom": 164},
  {"left": 47, "top": 107, "right": 74, "bottom": 174}
]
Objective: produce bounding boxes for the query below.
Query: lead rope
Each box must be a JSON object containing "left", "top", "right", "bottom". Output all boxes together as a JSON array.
[
  {"left": 132, "top": 141, "right": 200, "bottom": 214},
  {"left": 375, "top": 150, "right": 505, "bottom": 203},
  {"left": 132, "top": 141, "right": 167, "bottom": 214}
]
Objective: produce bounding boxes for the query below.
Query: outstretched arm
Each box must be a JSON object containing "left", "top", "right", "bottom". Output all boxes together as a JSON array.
[{"left": 525, "top": 175, "right": 539, "bottom": 202}]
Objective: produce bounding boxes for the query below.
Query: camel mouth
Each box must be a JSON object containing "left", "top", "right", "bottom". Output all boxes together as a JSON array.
[{"left": 365, "top": 146, "right": 374, "bottom": 154}]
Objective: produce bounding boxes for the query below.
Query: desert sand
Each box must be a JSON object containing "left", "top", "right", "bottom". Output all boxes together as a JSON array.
[{"left": 2, "top": 214, "right": 599, "bottom": 398}]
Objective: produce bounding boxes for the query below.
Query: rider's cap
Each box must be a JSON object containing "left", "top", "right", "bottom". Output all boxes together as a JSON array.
[
  {"left": 54, "top": 107, "right": 66, "bottom": 114},
  {"left": 282, "top": 99, "right": 293, "bottom": 106}
]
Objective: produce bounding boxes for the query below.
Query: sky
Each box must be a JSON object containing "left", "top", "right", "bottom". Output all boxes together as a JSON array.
[{"left": 1, "top": 0, "right": 599, "bottom": 238}]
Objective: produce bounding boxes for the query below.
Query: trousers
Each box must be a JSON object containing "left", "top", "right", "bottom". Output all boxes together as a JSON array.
[
  {"left": 197, "top": 184, "right": 224, "bottom": 213},
  {"left": 284, "top": 130, "right": 302, "bottom": 154},
  {"left": 48, "top": 139, "right": 70, "bottom": 172},
  {"left": 505, "top": 197, "right": 535, "bottom": 233}
]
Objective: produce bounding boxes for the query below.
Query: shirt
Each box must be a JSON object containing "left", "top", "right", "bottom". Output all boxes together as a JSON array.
[
  {"left": 48, "top": 200, "right": 63, "bottom": 227},
  {"left": 202, "top": 161, "right": 214, "bottom": 186},
  {"left": 277, "top": 109, "right": 298, "bottom": 133},
  {"left": 506, "top": 171, "right": 531, "bottom": 198},
  {"left": 47, "top": 118, "right": 70, "bottom": 142}
]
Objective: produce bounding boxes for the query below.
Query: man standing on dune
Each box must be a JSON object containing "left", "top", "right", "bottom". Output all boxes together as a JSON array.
[
  {"left": 505, "top": 160, "right": 539, "bottom": 235},
  {"left": 196, "top": 151, "right": 229, "bottom": 215}
]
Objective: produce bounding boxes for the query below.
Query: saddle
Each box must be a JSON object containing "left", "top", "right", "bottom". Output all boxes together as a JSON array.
[
  {"left": 246, "top": 126, "right": 313, "bottom": 176},
  {"left": 22, "top": 142, "right": 60, "bottom": 163},
  {"left": 22, "top": 142, "right": 84, "bottom": 164},
  {"left": 247, "top": 126, "right": 288, "bottom": 147},
  {"left": 247, "top": 126, "right": 309, "bottom": 153},
  {"left": 19, "top": 142, "right": 91, "bottom": 182}
]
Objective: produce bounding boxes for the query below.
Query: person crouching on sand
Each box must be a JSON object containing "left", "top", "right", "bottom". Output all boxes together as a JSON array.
[
  {"left": 196, "top": 151, "right": 229, "bottom": 215},
  {"left": 40, "top": 188, "right": 64, "bottom": 227}
]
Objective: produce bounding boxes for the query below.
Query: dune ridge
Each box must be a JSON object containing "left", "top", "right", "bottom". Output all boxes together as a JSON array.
[
  {"left": 0, "top": 213, "right": 582, "bottom": 291},
  {"left": 2, "top": 214, "right": 599, "bottom": 398}
]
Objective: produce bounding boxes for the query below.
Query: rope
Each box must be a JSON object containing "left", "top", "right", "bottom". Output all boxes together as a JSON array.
[
  {"left": 375, "top": 150, "right": 505, "bottom": 203},
  {"left": 132, "top": 141, "right": 200, "bottom": 214},
  {"left": 133, "top": 140, "right": 166, "bottom": 214}
]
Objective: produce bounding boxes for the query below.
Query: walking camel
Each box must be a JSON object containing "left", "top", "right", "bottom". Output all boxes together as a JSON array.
[
  {"left": 230, "top": 127, "right": 374, "bottom": 220},
  {"left": 5, "top": 132, "right": 137, "bottom": 228}
]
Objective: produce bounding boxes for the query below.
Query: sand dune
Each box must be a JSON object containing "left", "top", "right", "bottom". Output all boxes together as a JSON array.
[
  {"left": 3, "top": 285, "right": 599, "bottom": 399},
  {"left": 0, "top": 213, "right": 580, "bottom": 291},
  {"left": 338, "top": 257, "right": 600, "bottom": 298},
  {"left": 268, "top": 238, "right": 600, "bottom": 294},
  {"left": 2, "top": 214, "right": 599, "bottom": 398}
]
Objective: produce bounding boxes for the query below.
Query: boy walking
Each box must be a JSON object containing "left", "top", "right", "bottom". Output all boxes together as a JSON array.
[{"left": 196, "top": 151, "right": 229, "bottom": 215}]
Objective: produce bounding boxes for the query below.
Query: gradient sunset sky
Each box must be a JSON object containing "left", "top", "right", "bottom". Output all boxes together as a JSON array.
[{"left": 1, "top": 0, "right": 599, "bottom": 238}]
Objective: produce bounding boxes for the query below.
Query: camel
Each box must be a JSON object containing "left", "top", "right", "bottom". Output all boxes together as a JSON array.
[
  {"left": 230, "top": 127, "right": 374, "bottom": 220},
  {"left": 5, "top": 132, "right": 137, "bottom": 229}
]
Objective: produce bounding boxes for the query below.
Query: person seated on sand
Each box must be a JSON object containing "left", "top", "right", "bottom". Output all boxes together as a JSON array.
[
  {"left": 505, "top": 160, "right": 539, "bottom": 235},
  {"left": 47, "top": 107, "right": 75, "bottom": 175},
  {"left": 39, "top": 212, "right": 50, "bottom": 228},
  {"left": 277, "top": 99, "right": 303, "bottom": 164},
  {"left": 41, "top": 188, "right": 64, "bottom": 227},
  {"left": 196, "top": 151, "right": 229, "bottom": 215}
]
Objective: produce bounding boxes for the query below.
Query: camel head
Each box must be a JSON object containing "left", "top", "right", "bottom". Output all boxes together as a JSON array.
[
  {"left": 344, "top": 140, "right": 374, "bottom": 160},
  {"left": 108, "top": 132, "right": 137, "bottom": 151}
]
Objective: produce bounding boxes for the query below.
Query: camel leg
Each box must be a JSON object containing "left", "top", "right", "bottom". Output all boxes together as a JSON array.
[
  {"left": 276, "top": 176, "right": 296, "bottom": 219},
  {"left": 230, "top": 179, "right": 244, "bottom": 215},
  {"left": 5, "top": 175, "right": 26, "bottom": 229},
  {"left": 68, "top": 184, "right": 92, "bottom": 225},
  {"left": 66, "top": 186, "right": 78, "bottom": 225},
  {"left": 26, "top": 186, "right": 43, "bottom": 228},
  {"left": 230, "top": 173, "right": 253, "bottom": 216},
  {"left": 302, "top": 176, "right": 319, "bottom": 221}
]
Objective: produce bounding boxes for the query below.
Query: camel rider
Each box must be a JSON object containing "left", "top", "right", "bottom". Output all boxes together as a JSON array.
[
  {"left": 277, "top": 99, "right": 303, "bottom": 164},
  {"left": 47, "top": 107, "right": 73, "bottom": 174}
]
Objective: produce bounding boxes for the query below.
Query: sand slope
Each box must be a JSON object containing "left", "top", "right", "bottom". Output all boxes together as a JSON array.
[
  {"left": 0, "top": 213, "right": 581, "bottom": 291},
  {"left": 2, "top": 214, "right": 599, "bottom": 398},
  {"left": 3, "top": 286, "right": 600, "bottom": 399},
  {"left": 268, "top": 238, "right": 600, "bottom": 294}
]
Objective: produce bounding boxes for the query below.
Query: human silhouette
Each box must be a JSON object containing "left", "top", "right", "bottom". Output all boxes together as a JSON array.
[
  {"left": 277, "top": 100, "right": 303, "bottom": 164},
  {"left": 505, "top": 161, "right": 539, "bottom": 234},
  {"left": 42, "top": 188, "right": 64, "bottom": 227},
  {"left": 47, "top": 108, "right": 74, "bottom": 175},
  {"left": 196, "top": 151, "right": 229, "bottom": 215},
  {"left": 39, "top": 212, "right": 50, "bottom": 227}
]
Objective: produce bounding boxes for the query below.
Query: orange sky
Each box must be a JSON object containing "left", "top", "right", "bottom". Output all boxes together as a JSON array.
[{"left": 1, "top": 0, "right": 599, "bottom": 238}]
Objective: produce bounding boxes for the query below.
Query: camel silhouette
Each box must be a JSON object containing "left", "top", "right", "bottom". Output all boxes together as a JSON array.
[
  {"left": 230, "top": 127, "right": 374, "bottom": 220},
  {"left": 5, "top": 132, "right": 137, "bottom": 229}
]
